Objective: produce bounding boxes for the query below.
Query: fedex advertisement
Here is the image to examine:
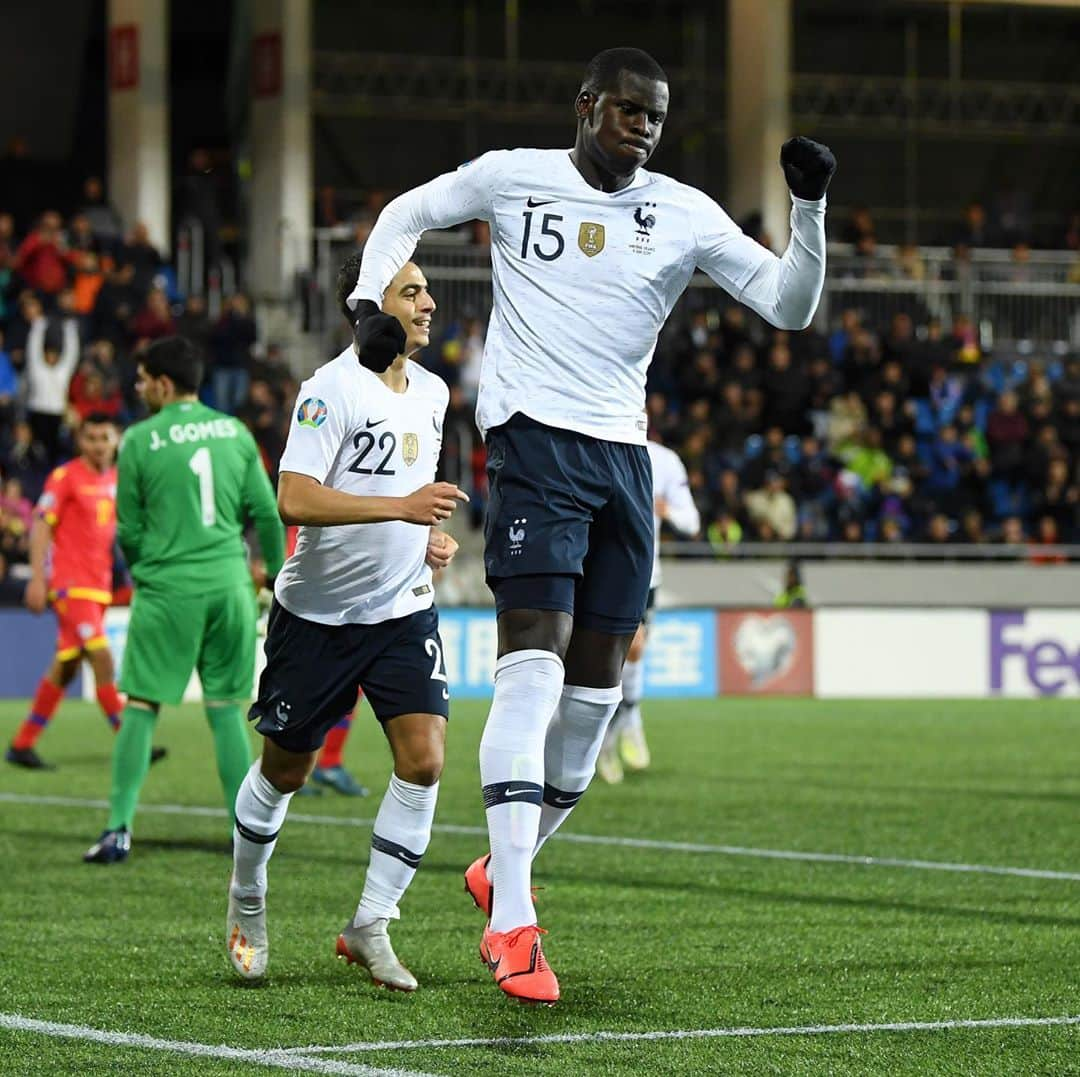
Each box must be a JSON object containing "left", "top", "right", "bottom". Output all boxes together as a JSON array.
[{"left": 989, "top": 610, "right": 1080, "bottom": 698}]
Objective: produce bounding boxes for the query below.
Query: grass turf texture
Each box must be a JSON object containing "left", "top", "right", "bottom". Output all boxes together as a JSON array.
[{"left": 0, "top": 698, "right": 1078, "bottom": 1076}]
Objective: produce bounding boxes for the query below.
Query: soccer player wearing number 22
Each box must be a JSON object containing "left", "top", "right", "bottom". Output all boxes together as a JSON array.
[
  {"left": 349, "top": 47, "right": 835, "bottom": 1003},
  {"left": 83, "top": 338, "right": 286, "bottom": 864},
  {"left": 226, "top": 260, "right": 466, "bottom": 990}
]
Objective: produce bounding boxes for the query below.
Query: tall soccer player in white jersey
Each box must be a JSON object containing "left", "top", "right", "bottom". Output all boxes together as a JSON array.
[
  {"left": 225, "top": 258, "right": 467, "bottom": 990},
  {"left": 597, "top": 435, "right": 700, "bottom": 783},
  {"left": 346, "top": 47, "right": 835, "bottom": 1003}
]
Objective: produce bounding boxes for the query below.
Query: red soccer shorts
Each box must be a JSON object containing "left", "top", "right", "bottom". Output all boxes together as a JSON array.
[{"left": 52, "top": 591, "right": 110, "bottom": 660}]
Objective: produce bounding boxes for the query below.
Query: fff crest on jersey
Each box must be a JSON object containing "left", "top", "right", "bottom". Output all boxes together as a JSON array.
[
  {"left": 402, "top": 432, "right": 419, "bottom": 466},
  {"left": 578, "top": 222, "right": 605, "bottom": 257}
]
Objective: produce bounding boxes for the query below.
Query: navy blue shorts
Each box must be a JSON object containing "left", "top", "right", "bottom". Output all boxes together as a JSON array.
[
  {"left": 250, "top": 601, "right": 449, "bottom": 754},
  {"left": 483, "top": 414, "right": 653, "bottom": 636}
]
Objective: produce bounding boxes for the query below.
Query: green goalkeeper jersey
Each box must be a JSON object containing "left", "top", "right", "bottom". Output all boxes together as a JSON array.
[{"left": 116, "top": 399, "right": 285, "bottom": 592}]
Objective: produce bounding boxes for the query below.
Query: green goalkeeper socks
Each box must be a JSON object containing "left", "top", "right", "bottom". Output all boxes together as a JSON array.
[
  {"left": 205, "top": 703, "right": 253, "bottom": 816},
  {"left": 107, "top": 704, "right": 158, "bottom": 830}
]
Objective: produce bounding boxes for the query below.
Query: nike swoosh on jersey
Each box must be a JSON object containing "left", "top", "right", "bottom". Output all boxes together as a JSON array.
[
  {"left": 526, "top": 197, "right": 558, "bottom": 207},
  {"left": 366, "top": 417, "right": 388, "bottom": 428}
]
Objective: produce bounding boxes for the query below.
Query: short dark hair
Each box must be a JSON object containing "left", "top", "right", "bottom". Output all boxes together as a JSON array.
[
  {"left": 581, "top": 48, "right": 667, "bottom": 97},
  {"left": 142, "top": 336, "right": 204, "bottom": 394},
  {"left": 336, "top": 253, "right": 364, "bottom": 324},
  {"left": 80, "top": 411, "right": 117, "bottom": 428}
]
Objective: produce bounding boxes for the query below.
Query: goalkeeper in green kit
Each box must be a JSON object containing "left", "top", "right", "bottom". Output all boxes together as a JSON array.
[{"left": 84, "top": 337, "right": 285, "bottom": 864}]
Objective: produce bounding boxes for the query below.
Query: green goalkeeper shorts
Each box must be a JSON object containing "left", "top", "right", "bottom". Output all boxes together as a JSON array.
[{"left": 120, "top": 584, "right": 258, "bottom": 705}]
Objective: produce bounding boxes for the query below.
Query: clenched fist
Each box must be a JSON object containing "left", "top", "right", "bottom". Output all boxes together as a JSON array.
[{"left": 780, "top": 136, "right": 836, "bottom": 201}]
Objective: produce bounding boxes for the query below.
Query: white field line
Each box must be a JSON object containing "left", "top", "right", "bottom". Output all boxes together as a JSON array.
[
  {"left": 0, "top": 1013, "right": 440, "bottom": 1077},
  {"left": 277, "top": 1013, "right": 1080, "bottom": 1055},
  {"left": 2, "top": 791, "right": 1080, "bottom": 883}
]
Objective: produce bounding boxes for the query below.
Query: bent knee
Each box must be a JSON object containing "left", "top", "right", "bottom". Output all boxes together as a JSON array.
[
  {"left": 396, "top": 752, "right": 444, "bottom": 787},
  {"left": 269, "top": 768, "right": 309, "bottom": 795}
]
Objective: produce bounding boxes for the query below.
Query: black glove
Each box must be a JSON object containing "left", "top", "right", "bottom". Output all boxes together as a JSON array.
[
  {"left": 780, "top": 136, "right": 836, "bottom": 201},
  {"left": 352, "top": 299, "right": 406, "bottom": 373}
]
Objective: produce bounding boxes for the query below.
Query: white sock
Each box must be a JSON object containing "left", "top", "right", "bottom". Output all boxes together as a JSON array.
[
  {"left": 480, "top": 649, "right": 564, "bottom": 933},
  {"left": 353, "top": 774, "right": 438, "bottom": 926},
  {"left": 231, "top": 760, "right": 294, "bottom": 900},
  {"left": 534, "top": 684, "right": 621, "bottom": 855},
  {"left": 620, "top": 657, "right": 645, "bottom": 733}
]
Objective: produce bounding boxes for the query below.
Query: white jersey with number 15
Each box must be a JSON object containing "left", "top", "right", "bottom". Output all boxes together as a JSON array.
[{"left": 350, "top": 147, "right": 827, "bottom": 446}]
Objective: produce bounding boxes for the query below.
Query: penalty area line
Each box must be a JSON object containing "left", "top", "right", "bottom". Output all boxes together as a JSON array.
[
  {"left": 3, "top": 791, "right": 1080, "bottom": 883},
  {"left": 278, "top": 1013, "right": 1080, "bottom": 1055},
  {"left": 0, "top": 1012, "right": 441, "bottom": 1077}
]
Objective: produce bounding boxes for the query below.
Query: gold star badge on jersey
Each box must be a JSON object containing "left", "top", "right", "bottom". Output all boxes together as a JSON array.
[{"left": 578, "top": 222, "right": 605, "bottom": 257}]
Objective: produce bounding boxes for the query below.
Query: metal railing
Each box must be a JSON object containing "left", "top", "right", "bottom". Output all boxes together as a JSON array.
[
  {"left": 312, "top": 53, "right": 1080, "bottom": 140},
  {"left": 660, "top": 540, "right": 1080, "bottom": 564},
  {"left": 311, "top": 229, "right": 1080, "bottom": 355}
]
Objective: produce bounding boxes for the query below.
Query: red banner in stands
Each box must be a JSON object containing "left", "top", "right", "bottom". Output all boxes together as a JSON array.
[
  {"left": 253, "top": 33, "right": 282, "bottom": 98},
  {"left": 109, "top": 25, "right": 139, "bottom": 91}
]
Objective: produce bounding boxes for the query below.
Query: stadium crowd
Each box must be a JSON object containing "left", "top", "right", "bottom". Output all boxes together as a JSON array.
[
  {"left": 0, "top": 181, "right": 301, "bottom": 602},
  {"left": 1, "top": 188, "right": 1078, "bottom": 603}
]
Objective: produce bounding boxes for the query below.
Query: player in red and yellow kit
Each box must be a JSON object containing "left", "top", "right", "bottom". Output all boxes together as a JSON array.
[{"left": 5, "top": 413, "right": 161, "bottom": 769}]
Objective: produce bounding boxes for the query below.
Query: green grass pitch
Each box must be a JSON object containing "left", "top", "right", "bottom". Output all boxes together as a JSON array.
[{"left": 1, "top": 697, "right": 1078, "bottom": 1075}]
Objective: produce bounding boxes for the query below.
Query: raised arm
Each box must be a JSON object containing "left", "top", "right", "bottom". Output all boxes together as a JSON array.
[
  {"left": 695, "top": 138, "right": 835, "bottom": 332},
  {"left": 347, "top": 152, "right": 501, "bottom": 310}
]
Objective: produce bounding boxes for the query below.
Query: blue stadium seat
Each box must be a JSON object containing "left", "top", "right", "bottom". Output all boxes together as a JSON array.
[{"left": 743, "top": 434, "right": 763, "bottom": 459}]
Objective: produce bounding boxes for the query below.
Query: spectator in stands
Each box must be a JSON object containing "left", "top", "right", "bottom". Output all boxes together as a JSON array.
[
  {"left": 67, "top": 219, "right": 108, "bottom": 322},
  {"left": 24, "top": 318, "right": 79, "bottom": 462},
  {"left": 130, "top": 288, "right": 175, "bottom": 342},
  {"left": 1029, "top": 516, "right": 1066, "bottom": 565},
  {"left": 0, "top": 476, "right": 32, "bottom": 534},
  {"left": 1000, "top": 515, "right": 1027, "bottom": 548},
  {"left": 92, "top": 258, "right": 139, "bottom": 351},
  {"left": 120, "top": 222, "right": 165, "bottom": 301},
  {"left": 68, "top": 362, "right": 123, "bottom": 423},
  {"left": 0, "top": 480, "right": 30, "bottom": 565},
  {"left": 761, "top": 343, "right": 810, "bottom": 434},
  {"left": 177, "top": 148, "right": 225, "bottom": 268},
  {"left": 0, "top": 330, "right": 16, "bottom": 433},
  {"left": 745, "top": 470, "right": 797, "bottom": 541},
  {"left": 175, "top": 294, "right": 212, "bottom": 357},
  {"left": 828, "top": 307, "right": 860, "bottom": 366},
  {"left": 14, "top": 211, "right": 68, "bottom": 301},
  {"left": 958, "top": 509, "right": 987, "bottom": 546},
  {"left": 893, "top": 244, "right": 926, "bottom": 282},
  {"left": 986, "top": 390, "right": 1029, "bottom": 480},
  {"left": 707, "top": 511, "right": 742, "bottom": 554},
  {"left": 236, "top": 378, "right": 287, "bottom": 481},
  {"left": 2, "top": 420, "right": 49, "bottom": 501},
  {"left": 1032, "top": 457, "right": 1079, "bottom": 542},
  {"left": 923, "top": 513, "right": 952, "bottom": 545},
  {"left": 827, "top": 391, "right": 866, "bottom": 453},
  {"left": 842, "top": 206, "right": 875, "bottom": 247},
  {"left": 78, "top": 177, "right": 124, "bottom": 249},
  {"left": 957, "top": 201, "right": 991, "bottom": 248},
  {"left": 210, "top": 292, "right": 256, "bottom": 412},
  {"left": 844, "top": 427, "right": 892, "bottom": 492}
]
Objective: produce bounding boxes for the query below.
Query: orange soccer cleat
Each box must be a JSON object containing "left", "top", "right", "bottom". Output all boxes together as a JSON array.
[
  {"left": 479, "top": 923, "right": 559, "bottom": 1004},
  {"left": 464, "top": 854, "right": 493, "bottom": 916}
]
